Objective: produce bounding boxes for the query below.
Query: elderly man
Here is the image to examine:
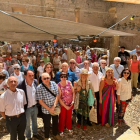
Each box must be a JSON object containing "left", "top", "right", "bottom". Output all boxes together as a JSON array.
[
  {"left": 42, "top": 53, "right": 50, "bottom": 64},
  {"left": 88, "top": 63, "right": 103, "bottom": 124},
  {"left": 0, "top": 76, "right": 26, "bottom": 140},
  {"left": 99, "top": 59, "right": 108, "bottom": 76},
  {"left": 81, "top": 60, "right": 92, "bottom": 74},
  {"left": 69, "top": 59, "right": 81, "bottom": 79},
  {"left": 36, "top": 73, "right": 61, "bottom": 140},
  {"left": 130, "top": 45, "right": 140, "bottom": 55},
  {"left": 110, "top": 57, "right": 124, "bottom": 79},
  {"left": 55, "top": 62, "right": 78, "bottom": 84},
  {"left": 61, "top": 48, "right": 67, "bottom": 62},
  {"left": 17, "top": 70, "right": 38, "bottom": 140}
]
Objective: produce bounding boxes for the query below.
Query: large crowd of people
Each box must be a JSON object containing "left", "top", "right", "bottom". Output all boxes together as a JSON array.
[{"left": 0, "top": 42, "right": 138, "bottom": 140}]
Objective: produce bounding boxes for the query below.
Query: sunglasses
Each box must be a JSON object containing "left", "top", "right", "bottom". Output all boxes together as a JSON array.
[
  {"left": 70, "top": 62, "right": 75, "bottom": 64},
  {"left": 123, "top": 72, "right": 130, "bottom": 75},
  {"left": 43, "top": 77, "right": 50, "bottom": 80},
  {"left": 60, "top": 76, "right": 67, "bottom": 79},
  {"left": 14, "top": 68, "right": 20, "bottom": 70},
  {"left": 102, "top": 63, "right": 106, "bottom": 64}
]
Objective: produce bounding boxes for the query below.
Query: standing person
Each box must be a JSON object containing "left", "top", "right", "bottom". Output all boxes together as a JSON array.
[
  {"left": 81, "top": 50, "right": 87, "bottom": 62},
  {"left": 81, "top": 60, "right": 92, "bottom": 74},
  {"left": 42, "top": 53, "right": 50, "bottom": 64},
  {"left": 76, "top": 51, "right": 82, "bottom": 64},
  {"left": 58, "top": 72, "right": 75, "bottom": 136},
  {"left": 0, "top": 76, "right": 26, "bottom": 140},
  {"left": 53, "top": 53, "right": 61, "bottom": 74},
  {"left": 55, "top": 62, "right": 78, "bottom": 84},
  {"left": 0, "top": 57, "right": 7, "bottom": 70},
  {"left": 90, "top": 48, "right": 97, "bottom": 63},
  {"left": 128, "top": 54, "right": 140, "bottom": 91},
  {"left": 17, "top": 52, "right": 22, "bottom": 66},
  {"left": 21, "top": 58, "right": 34, "bottom": 72},
  {"left": 36, "top": 73, "right": 61, "bottom": 140},
  {"left": 78, "top": 57, "right": 93, "bottom": 69},
  {"left": 44, "top": 62, "right": 55, "bottom": 81},
  {"left": 118, "top": 46, "right": 130, "bottom": 68},
  {"left": 74, "top": 69, "right": 96, "bottom": 130},
  {"left": 99, "top": 59, "right": 108, "bottom": 76},
  {"left": 117, "top": 68, "right": 132, "bottom": 126},
  {"left": 0, "top": 63, "right": 9, "bottom": 78},
  {"left": 69, "top": 59, "right": 81, "bottom": 79},
  {"left": 0, "top": 73, "right": 7, "bottom": 95},
  {"left": 88, "top": 63, "right": 103, "bottom": 124},
  {"left": 17, "top": 70, "right": 39, "bottom": 140},
  {"left": 130, "top": 45, "right": 139, "bottom": 55},
  {"left": 99, "top": 68, "right": 118, "bottom": 127},
  {"left": 61, "top": 48, "right": 67, "bottom": 63},
  {"left": 8, "top": 59, "right": 17, "bottom": 76}
]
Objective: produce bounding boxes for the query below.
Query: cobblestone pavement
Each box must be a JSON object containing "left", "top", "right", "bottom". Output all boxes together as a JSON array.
[{"left": 0, "top": 90, "right": 140, "bottom": 140}]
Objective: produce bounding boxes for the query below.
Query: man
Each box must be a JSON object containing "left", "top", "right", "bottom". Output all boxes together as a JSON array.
[
  {"left": 130, "top": 45, "right": 140, "bottom": 55},
  {"left": 61, "top": 48, "right": 67, "bottom": 62},
  {"left": 17, "top": 70, "right": 38, "bottom": 140},
  {"left": 69, "top": 59, "right": 81, "bottom": 79},
  {"left": 17, "top": 52, "right": 22, "bottom": 66},
  {"left": 81, "top": 60, "right": 92, "bottom": 74},
  {"left": 88, "top": 63, "right": 103, "bottom": 123},
  {"left": 36, "top": 73, "right": 61, "bottom": 140},
  {"left": 118, "top": 46, "right": 130, "bottom": 68},
  {"left": 99, "top": 59, "right": 108, "bottom": 76},
  {"left": 42, "top": 53, "right": 50, "bottom": 64},
  {"left": 110, "top": 57, "right": 124, "bottom": 79},
  {"left": 55, "top": 62, "right": 78, "bottom": 84},
  {"left": 0, "top": 76, "right": 26, "bottom": 140},
  {"left": 86, "top": 46, "right": 91, "bottom": 56},
  {"left": 78, "top": 56, "right": 93, "bottom": 69}
]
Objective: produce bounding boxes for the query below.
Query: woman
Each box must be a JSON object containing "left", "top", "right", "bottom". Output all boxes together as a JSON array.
[
  {"left": 37, "top": 60, "right": 45, "bottom": 84},
  {"left": 53, "top": 53, "right": 61, "bottom": 74},
  {"left": 21, "top": 58, "right": 34, "bottom": 72},
  {"left": 99, "top": 68, "right": 118, "bottom": 127},
  {"left": 74, "top": 69, "right": 96, "bottom": 130},
  {"left": 11, "top": 64, "right": 24, "bottom": 84},
  {"left": 0, "top": 63, "right": 9, "bottom": 79},
  {"left": 81, "top": 50, "right": 87, "bottom": 62},
  {"left": 44, "top": 62, "right": 55, "bottom": 81},
  {"left": 58, "top": 72, "right": 75, "bottom": 136},
  {"left": 128, "top": 54, "right": 140, "bottom": 90},
  {"left": 117, "top": 68, "right": 132, "bottom": 126}
]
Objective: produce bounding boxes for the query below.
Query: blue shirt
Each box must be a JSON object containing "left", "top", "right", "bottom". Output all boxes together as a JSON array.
[
  {"left": 55, "top": 70, "right": 78, "bottom": 84},
  {"left": 130, "top": 49, "right": 137, "bottom": 55}
]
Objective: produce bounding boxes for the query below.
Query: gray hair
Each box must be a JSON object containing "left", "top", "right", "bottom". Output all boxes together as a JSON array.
[
  {"left": 13, "top": 64, "right": 21, "bottom": 69},
  {"left": 11, "top": 59, "right": 17, "bottom": 65},
  {"left": 114, "top": 57, "right": 121, "bottom": 61},
  {"left": 100, "top": 59, "right": 106, "bottom": 64},
  {"left": 69, "top": 59, "right": 76, "bottom": 63}
]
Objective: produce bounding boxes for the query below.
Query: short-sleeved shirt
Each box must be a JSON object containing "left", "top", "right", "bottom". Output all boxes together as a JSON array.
[
  {"left": 62, "top": 53, "right": 67, "bottom": 61},
  {"left": 42, "top": 56, "right": 50, "bottom": 64},
  {"left": 36, "top": 81, "right": 59, "bottom": 114},
  {"left": 0, "top": 88, "right": 26, "bottom": 116},
  {"left": 37, "top": 65, "right": 45, "bottom": 77},
  {"left": 55, "top": 70, "right": 78, "bottom": 84},
  {"left": 118, "top": 51, "right": 130, "bottom": 65}
]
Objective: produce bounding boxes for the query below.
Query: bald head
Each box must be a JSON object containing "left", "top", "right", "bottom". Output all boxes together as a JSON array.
[
  {"left": 8, "top": 76, "right": 18, "bottom": 91},
  {"left": 61, "top": 62, "right": 69, "bottom": 73},
  {"left": 41, "top": 72, "right": 51, "bottom": 85},
  {"left": 92, "top": 62, "right": 99, "bottom": 74}
]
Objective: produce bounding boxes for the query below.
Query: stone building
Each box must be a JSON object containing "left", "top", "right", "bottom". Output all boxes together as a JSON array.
[{"left": 0, "top": 0, "right": 140, "bottom": 50}]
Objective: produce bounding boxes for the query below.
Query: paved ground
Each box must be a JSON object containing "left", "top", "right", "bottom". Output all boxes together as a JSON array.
[{"left": 0, "top": 89, "right": 140, "bottom": 140}]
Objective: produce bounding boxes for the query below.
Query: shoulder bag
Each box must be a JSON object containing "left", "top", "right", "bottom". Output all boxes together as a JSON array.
[{"left": 42, "top": 83, "right": 60, "bottom": 116}]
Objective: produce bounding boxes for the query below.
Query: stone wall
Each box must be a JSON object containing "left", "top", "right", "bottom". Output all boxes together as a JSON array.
[{"left": 0, "top": 0, "right": 140, "bottom": 50}]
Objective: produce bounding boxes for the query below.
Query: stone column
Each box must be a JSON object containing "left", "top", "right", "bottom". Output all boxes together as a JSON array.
[{"left": 109, "top": 35, "right": 119, "bottom": 65}]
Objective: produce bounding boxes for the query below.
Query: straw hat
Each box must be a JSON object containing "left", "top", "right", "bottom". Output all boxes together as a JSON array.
[{"left": 79, "top": 69, "right": 90, "bottom": 76}]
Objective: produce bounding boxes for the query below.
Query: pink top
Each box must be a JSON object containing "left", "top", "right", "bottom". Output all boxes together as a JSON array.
[
  {"left": 130, "top": 60, "right": 140, "bottom": 73},
  {"left": 58, "top": 81, "right": 73, "bottom": 106},
  {"left": 76, "top": 56, "right": 82, "bottom": 64},
  {"left": 91, "top": 53, "right": 97, "bottom": 63}
]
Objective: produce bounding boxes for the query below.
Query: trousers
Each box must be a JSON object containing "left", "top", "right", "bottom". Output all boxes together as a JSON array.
[{"left": 6, "top": 113, "right": 26, "bottom": 140}]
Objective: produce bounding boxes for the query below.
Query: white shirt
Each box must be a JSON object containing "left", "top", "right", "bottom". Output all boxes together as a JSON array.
[
  {"left": 14, "top": 72, "right": 24, "bottom": 84},
  {"left": 0, "top": 88, "right": 26, "bottom": 116},
  {"left": 37, "top": 65, "right": 45, "bottom": 77},
  {"left": 117, "top": 77, "right": 132, "bottom": 101},
  {"left": 137, "top": 55, "right": 140, "bottom": 61},
  {"left": 62, "top": 53, "right": 67, "bottom": 61},
  {"left": 25, "top": 80, "right": 36, "bottom": 108},
  {"left": 88, "top": 71, "right": 103, "bottom": 92}
]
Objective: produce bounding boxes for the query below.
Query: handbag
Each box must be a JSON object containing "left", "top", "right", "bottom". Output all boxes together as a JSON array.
[
  {"left": 89, "top": 106, "right": 97, "bottom": 123},
  {"left": 88, "top": 83, "right": 94, "bottom": 106},
  {"left": 42, "top": 83, "right": 61, "bottom": 116},
  {"left": 73, "top": 92, "right": 79, "bottom": 109}
]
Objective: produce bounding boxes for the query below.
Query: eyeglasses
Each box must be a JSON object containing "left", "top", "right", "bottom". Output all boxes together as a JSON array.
[
  {"left": 123, "top": 72, "right": 130, "bottom": 75},
  {"left": 102, "top": 63, "right": 106, "bottom": 65},
  {"left": 43, "top": 77, "right": 50, "bottom": 80},
  {"left": 60, "top": 76, "right": 67, "bottom": 79},
  {"left": 14, "top": 68, "right": 20, "bottom": 70},
  {"left": 70, "top": 62, "right": 75, "bottom": 64}
]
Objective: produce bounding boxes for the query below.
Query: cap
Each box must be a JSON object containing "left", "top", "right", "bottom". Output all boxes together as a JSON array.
[{"left": 120, "top": 46, "right": 125, "bottom": 49}]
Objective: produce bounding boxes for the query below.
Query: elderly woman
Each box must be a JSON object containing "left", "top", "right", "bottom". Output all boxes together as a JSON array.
[
  {"left": 0, "top": 63, "right": 9, "bottom": 79},
  {"left": 74, "top": 69, "right": 96, "bottom": 130},
  {"left": 11, "top": 64, "right": 24, "bottom": 84},
  {"left": 21, "top": 58, "right": 34, "bottom": 72},
  {"left": 128, "top": 54, "right": 140, "bottom": 91},
  {"left": 99, "top": 68, "right": 118, "bottom": 127},
  {"left": 58, "top": 72, "right": 75, "bottom": 136},
  {"left": 117, "top": 68, "right": 132, "bottom": 126}
]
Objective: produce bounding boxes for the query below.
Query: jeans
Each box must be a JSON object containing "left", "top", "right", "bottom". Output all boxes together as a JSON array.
[
  {"left": 6, "top": 113, "right": 26, "bottom": 140},
  {"left": 25, "top": 105, "right": 38, "bottom": 139}
]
